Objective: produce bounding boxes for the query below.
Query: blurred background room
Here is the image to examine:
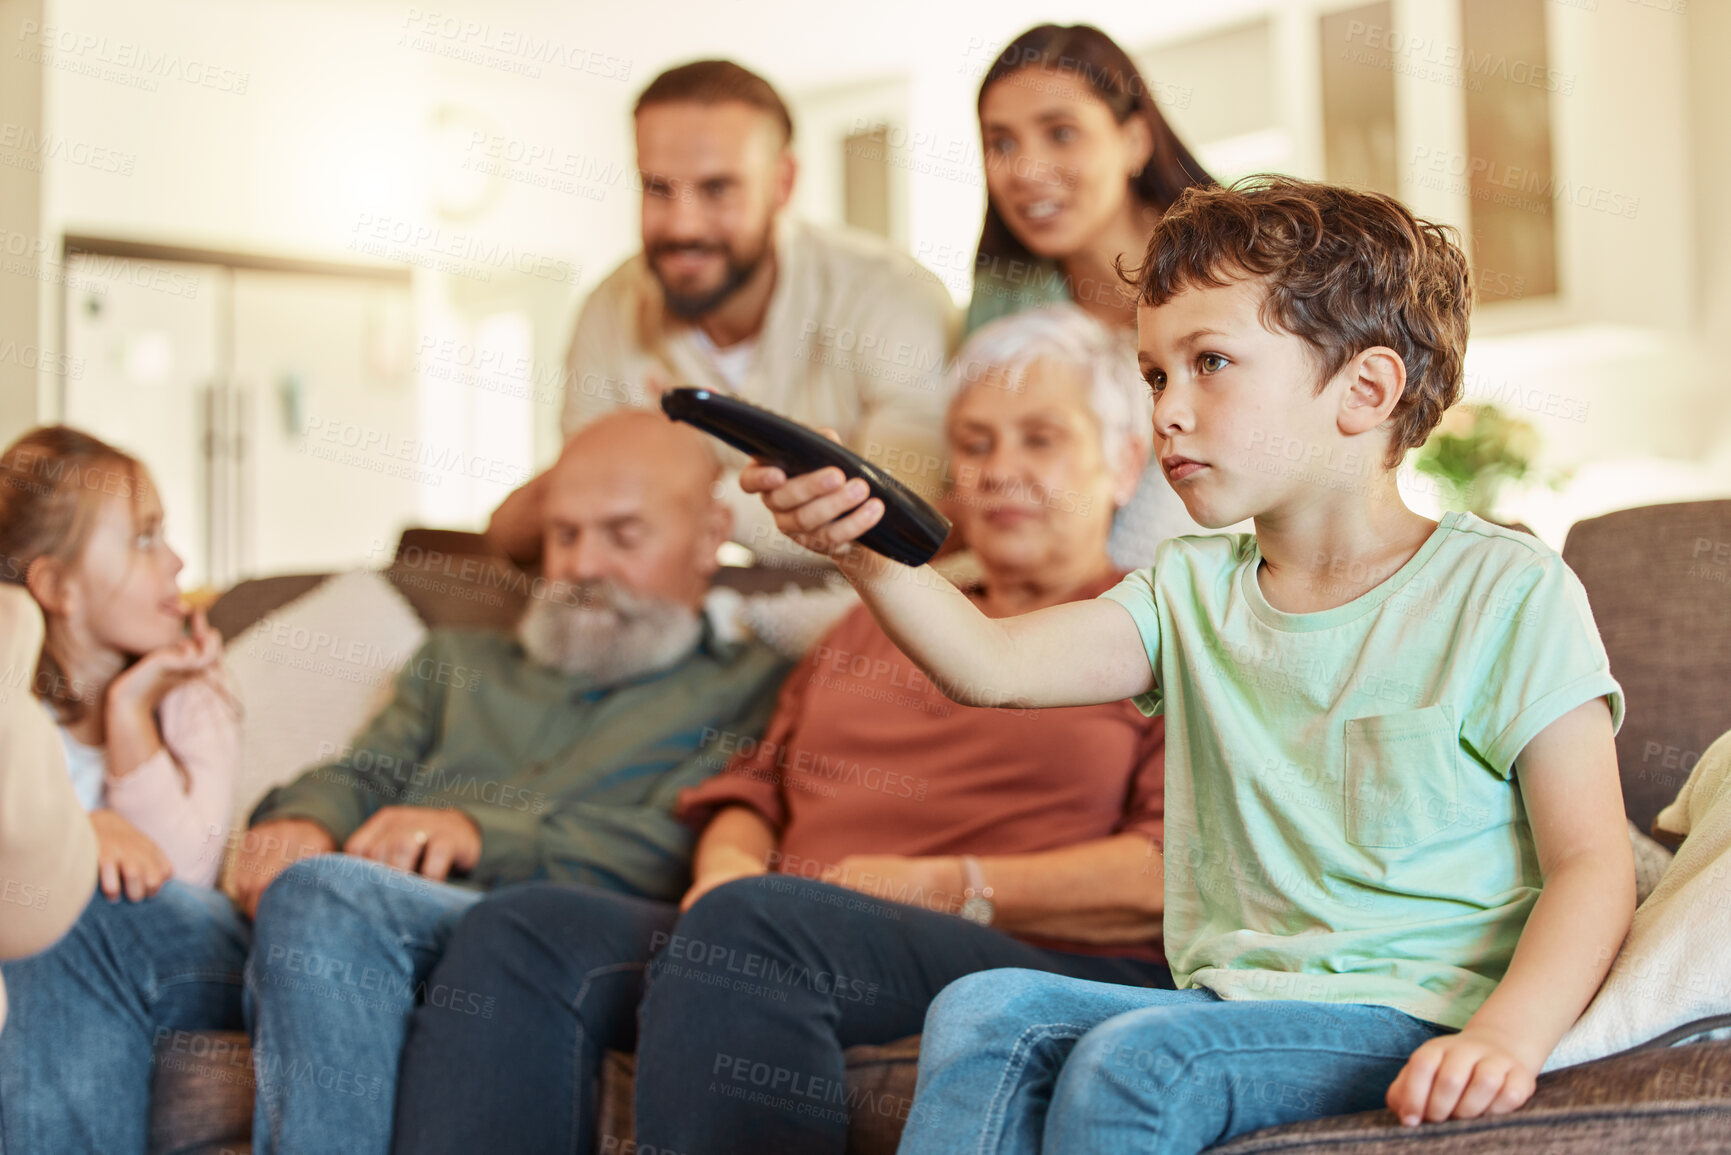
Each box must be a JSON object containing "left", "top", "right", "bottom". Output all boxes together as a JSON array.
[{"left": 1, "top": 0, "right": 1724, "bottom": 590}]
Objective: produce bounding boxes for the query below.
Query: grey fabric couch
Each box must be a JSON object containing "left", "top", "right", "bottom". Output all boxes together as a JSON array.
[{"left": 149, "top": 504, "right": 1731, "bottom": 1154}]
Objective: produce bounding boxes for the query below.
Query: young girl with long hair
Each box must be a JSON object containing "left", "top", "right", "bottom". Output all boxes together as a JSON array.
[
  {"left": 0, "top": 424, "right": 238, "bottom": 894},
  {"left": 0, "top": 426, "right": 251, "bottom": 1153}
]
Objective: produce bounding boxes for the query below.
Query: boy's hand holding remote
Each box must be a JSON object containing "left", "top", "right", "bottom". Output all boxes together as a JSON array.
[
  {"left": 741, "top": 446, "right": 1154, "bottom": 711},
  {"left": 749, "top": 176, "right": 1635, "bottom": 1143}
]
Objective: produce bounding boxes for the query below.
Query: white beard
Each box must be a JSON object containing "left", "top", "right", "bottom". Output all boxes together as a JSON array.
[{"left": 516, "top": 580, "right": 703, "bottom": 685}]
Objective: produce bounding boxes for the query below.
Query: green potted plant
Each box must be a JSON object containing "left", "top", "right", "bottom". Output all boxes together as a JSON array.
[{"left": 1411, "top": 403, "right": 1545, "bottom": 519}]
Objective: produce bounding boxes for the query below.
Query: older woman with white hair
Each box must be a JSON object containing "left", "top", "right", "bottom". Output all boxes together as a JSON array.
[
  {"left": 389, "top": 303, "right": 1179, "bottom": 1155},
  {"left": 732, "top": 303, "right": 1201, "bottom": 655},
  {"left": 946, "top": 302, "right": 1201, "bottom": 575}
]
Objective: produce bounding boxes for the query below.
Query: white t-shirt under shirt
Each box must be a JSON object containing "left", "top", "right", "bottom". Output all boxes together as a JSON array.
[
  {"left": 52, "top": 712, "right": 107, "bottom": 811},
  {"left": 687, "top": 329, "right": 760, "bottom": 392}
]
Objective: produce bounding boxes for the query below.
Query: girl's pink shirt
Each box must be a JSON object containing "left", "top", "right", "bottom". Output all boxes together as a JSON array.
[{"left": 101, "top": 669, "right": 240, "bottom": 889}]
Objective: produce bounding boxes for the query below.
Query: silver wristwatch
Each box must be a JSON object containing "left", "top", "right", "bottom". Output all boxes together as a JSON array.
[{"left": 958, "top": 855, "right": 996, "bottom": 926}]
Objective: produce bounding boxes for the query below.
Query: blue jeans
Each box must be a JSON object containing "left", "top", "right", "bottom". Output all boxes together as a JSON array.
[
  {"left": 393, "top": 882, "right": 680, "bottom": 1155},
  {"left": 246, "top": 854, "right": 478, "bottom": 1155},
  {"left": 0, "top": 881, "right": 250, "bottom": 1155},
  {"left": 898, "top": 969, "right": 1452, "bottom": 1155}
]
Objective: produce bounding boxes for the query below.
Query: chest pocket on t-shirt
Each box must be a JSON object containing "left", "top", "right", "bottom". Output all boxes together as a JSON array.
[{"left": 1343, "top": 704, "right": 1461, "bottom": 849}]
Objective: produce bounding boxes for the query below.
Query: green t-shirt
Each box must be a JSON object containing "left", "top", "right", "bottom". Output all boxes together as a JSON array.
[
  {"left": 1099, "top": 511, "right": 1624, "bottom": 1029},
  {"left": 962, "top": 255, "right": 1071, "bottom": 338}
]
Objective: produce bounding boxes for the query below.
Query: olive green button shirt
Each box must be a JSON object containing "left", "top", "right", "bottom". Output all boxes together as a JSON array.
[{"left": 250, "top": 621, "right": 790, "bottom": 902}]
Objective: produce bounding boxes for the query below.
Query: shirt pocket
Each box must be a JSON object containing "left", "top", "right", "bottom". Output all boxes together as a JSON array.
[{"left": 1343, "top": 704, "right": 1461, "bottom": 849}]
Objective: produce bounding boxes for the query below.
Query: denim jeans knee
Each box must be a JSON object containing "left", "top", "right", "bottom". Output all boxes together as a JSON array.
[{"left": 919, "top": 968, "right": 1059, "bottom": 1063}]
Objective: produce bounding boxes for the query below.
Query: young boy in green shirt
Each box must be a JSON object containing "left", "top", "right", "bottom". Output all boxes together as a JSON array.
[{"left": 741, "top": 176, "right": 1633, "bottom": 1152}]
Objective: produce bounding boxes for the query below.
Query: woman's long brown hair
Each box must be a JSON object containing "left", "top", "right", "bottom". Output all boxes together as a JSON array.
[{"left": 974, "top": 24, "right": 1215, "bottom": 277}]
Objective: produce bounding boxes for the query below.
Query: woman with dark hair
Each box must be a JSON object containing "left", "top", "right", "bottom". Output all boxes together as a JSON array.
[
  {"left": 964, "top": 24, "right": 1219, "bottom": 568},
  {"left": 966, "top": 23, "right": 1213, "bottom": 336}
]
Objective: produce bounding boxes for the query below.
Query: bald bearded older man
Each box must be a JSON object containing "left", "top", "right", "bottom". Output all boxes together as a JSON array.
[{"left": 235, "top": 411, "right": 791, "bottom": 1155}]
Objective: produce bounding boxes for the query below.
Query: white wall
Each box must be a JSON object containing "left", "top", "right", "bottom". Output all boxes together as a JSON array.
[
  {"left": 0, "top": 0, "right": 49, "bottom": 440},
  {"left": 1465, "top": 0, "right": 1731, "bottom": 542},
  {"left": 1688, "top": 0, "right": 1731, "bottom": 385}
]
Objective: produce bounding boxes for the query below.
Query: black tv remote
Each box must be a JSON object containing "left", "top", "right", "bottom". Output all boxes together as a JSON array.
[{"left": 660, "top": 387, "right": 951, "bottom": 567}]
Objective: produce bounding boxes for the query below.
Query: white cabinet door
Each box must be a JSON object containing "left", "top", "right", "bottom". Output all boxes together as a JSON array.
[
  {"left": 63, "top": 256, "right": 420, "bottom": 587},
  {"left": 230, "top": 269, "right": 417, "bottom": 580}
]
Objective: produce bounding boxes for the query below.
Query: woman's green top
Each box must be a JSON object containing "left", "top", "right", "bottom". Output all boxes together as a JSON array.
[{"left": 962, "top": 253, "right": 1072, "bottom": 337}]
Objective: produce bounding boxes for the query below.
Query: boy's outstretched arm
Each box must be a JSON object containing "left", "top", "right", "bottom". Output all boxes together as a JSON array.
[
  {"left": 1385, "top": 695, "right": 1634, "bottom": 1126},
  {"left": 743, "top": 461, "right": 1153, "bottom": 709}
]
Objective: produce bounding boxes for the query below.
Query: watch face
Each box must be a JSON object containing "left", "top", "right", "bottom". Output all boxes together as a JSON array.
[{"left": 960, "top": 896, "right": 995, "bottom": 926}]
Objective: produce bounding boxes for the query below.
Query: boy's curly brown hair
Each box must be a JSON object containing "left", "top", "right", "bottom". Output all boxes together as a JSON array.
[{"left": 1133, "top": 175, "right": 1472, "bottom": 468}]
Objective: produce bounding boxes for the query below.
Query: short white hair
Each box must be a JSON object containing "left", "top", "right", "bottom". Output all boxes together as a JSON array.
[{"left": 946, "top": 303, "right": 1152, "bottom": 472}]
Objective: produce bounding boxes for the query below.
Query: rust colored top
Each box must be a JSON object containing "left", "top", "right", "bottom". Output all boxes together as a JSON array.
[{"left": 678, "top": 573, "right": 1165, "bottom": 959}]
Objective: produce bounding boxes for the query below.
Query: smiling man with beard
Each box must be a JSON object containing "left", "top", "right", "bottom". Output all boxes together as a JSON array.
[
  {"left": 230, "top": 410, "right": 791, "bottom": 1155},
  {"left": 487, "top": 59, "right": 957, "bottom": 565}
]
